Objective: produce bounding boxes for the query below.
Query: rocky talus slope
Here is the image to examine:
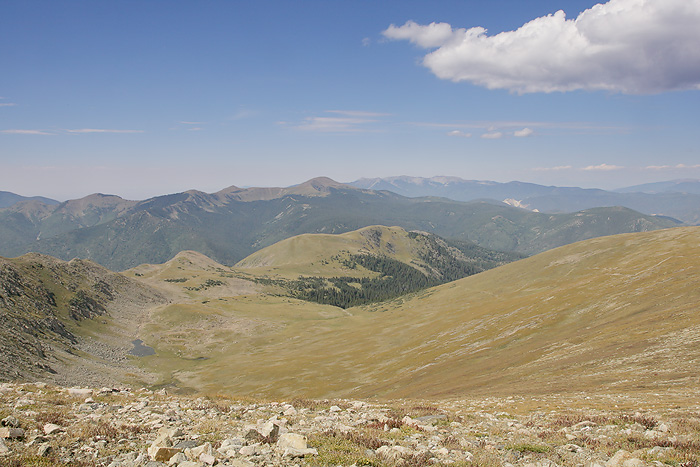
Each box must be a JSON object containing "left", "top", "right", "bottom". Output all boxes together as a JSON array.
[
  {"left": 0, "top": 253, "right": 167, "bottom": 386},
  {"left": 1, "top": 382, "right": 699, "bottom": 467}
]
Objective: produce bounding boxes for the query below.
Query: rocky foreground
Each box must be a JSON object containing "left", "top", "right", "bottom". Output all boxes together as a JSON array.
[{"left": 0, "top": 383, "right": 699, "bottom": 467}]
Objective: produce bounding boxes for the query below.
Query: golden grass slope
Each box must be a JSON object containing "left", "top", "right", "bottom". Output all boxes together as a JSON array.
[
  {"left": 128, "top": 226, "right": 700, "bottom": 400},
  {"left": 235, "top": 225, "right": 430, "bottom": 278}
]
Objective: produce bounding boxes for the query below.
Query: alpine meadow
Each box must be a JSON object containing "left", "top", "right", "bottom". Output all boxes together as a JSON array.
[{"left": 2, "top": 1, "right": 700, "bottom": 467}]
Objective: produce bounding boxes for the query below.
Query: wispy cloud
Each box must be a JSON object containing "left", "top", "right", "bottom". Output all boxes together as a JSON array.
[
  {"left": 3, "top": 128, "right": 145, "bottom": 135},
  {"left": 66, "top": 128, "right": 144, "bottom": 134},
  {"left": 293, "top": 110, "right": 390, "bottom": 132},
  {"left": 533, "top": 165, "right": 574, "bottom": 172},
  {"left": 582, "top": 164, "right": 624, "bottom": 171},
  {"left": 179, "top": 121, "right": 204, "bottom": 125},
  {"left": 481, "top": 131, "right": 503, "bottom": 139},
  {"left": 409, "top": 120, "right": 629, "bottom": 135},
  {"left": 0, "top": 103, "right": 16, "bottom": 107},
  {"left": 383, "top": 0, "right": 700, "bottom": 94},
  {"left": 646, "top": 163, "right": 700, "bottom": 170},
  {"left": 447, "top": 130, "right": 471, "bottom": 138},
  {"left": 326, "top": 110, "right": 392, "bottom": 118},
  {"left": 1, "top": 129, "right": 53, "bottom": 135},
  {"left": 513, "top": 128, "right": 534, "bottom": 137}
]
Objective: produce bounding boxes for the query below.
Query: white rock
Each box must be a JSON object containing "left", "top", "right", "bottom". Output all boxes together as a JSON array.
[
  {"left": 0, "top": 437, "right": 9, "bottom": 454},
  {"left": 167, "top": 452, "right": 187, "bottom": 465},
  {"left": 148, "top": 446, "right": 181, "bottom": 462},
  {"left": 43, "top": 423, "right": 63, "bottom": 435},
  {"left": 230, "top": 460, "right": 255, "bottom": 467},
  {"left": 67, "top": 388, "right": 93, "bottom": 397},
  {"left": 186, "top": 442, "right": 214, "bottom": 461},
  {"left": 282, "top": 446, "right": 318, "bottom": 457},
  {"left": 277, "top": 433, "right": 308, "bottom": 451},
  {"left": 606, "top": 450, "right": 646, "bottom": 467},
  {"left": 239, "top": 444, "right": 260, "bottom": 456},
  {"left": 329, "top": 405, "right": 342, "bottom": 412}
]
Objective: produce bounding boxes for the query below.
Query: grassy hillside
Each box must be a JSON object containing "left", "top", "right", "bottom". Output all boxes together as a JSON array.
[
  {"left": 125, "top": 226, "right": 700, "bottom": 399},
  {"left": 234, "top": 225, "right": 522, "bottom": 308}
]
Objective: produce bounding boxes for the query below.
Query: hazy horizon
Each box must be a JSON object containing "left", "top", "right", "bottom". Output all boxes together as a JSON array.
[{"left": 2, "top": 0, "right": 700, "bottom": 200}]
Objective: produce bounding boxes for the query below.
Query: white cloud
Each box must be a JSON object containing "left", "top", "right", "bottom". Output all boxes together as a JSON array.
[
  {"left": 646, "top": 163, "right": 700, "bottom": 170},
  {"left": 582, "top": 163, "right": 624, "bottom": 171},
  {"left": 179, "top": 121, "right": 204, "bottom": 125},
  {"left": 294, "top": 110, "right": 389, "bottom": 132},
  {"left": 66, "top": 128, "right": 144, "bottom": 134},
  {"left": 382, "top": 0, "right": 700, "bottom": 94},
  {"left": 481, "top": 132, "right": 503, "bottom": 139},
  {"left": 514, "top": 128, "right": 534, "bottom": 137},
  {"left": 362, "top": 37, "right": 371, "bottom": 47},
  {"left": 447, "top": 130, "right": 471, "bottom": 138},
  {"left": 1, "top": 129, "right": 53, "bottom": 135},
  {"left": 384, "top": 20, "right": 456, "bottom": 48}
]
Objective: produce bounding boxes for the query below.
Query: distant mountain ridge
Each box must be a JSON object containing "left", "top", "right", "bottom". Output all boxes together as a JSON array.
[
  {"left": 614, "top": 179, "right": 700, "bottom": 194},
  {"left": 0, "top": 177, "right": 679, "bottom": 270},
  {"left": 0, "top": 191, "right": 59, "bottom": 209},
  {"left": 350, "top": 176, "right": 700, "bottom": 224}
]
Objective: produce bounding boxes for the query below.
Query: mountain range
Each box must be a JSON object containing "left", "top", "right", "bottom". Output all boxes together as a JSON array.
[
  {"left": 350, "top": 176, "right": 700, "bottom": 224},
  {"left": 0, "top": 190, "right": 58, "bottom": 209},
  {"left": 0, "top": 177, "right": 680, "bottom": 270}
]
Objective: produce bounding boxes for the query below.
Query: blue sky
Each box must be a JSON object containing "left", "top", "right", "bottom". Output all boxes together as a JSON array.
[{"left": 2, "top": 0, "right": 700, "bottom": 200}]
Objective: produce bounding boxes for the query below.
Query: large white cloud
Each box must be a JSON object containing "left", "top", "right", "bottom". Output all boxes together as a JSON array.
[{"left": 382, "top": 0, "right": 700, "bottom": 94}]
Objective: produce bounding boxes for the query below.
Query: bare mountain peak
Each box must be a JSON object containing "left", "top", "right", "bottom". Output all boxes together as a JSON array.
[
  {"left": 214, "top": 185, "right": 243, "bottom": 196},
  {"left": 291, "top": 177, "right": 346, "bottom": 193}
]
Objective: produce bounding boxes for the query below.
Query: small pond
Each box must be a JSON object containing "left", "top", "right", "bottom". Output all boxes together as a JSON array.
[{"left": 129, "top": 339, "right": 156, "bottom": 357}]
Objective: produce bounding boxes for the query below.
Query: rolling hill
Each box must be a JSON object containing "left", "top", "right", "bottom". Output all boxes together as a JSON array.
[
  {"left": 2, "top": 225, "right": 699, "bottom": 401},
  {"left": 120, "top": 225, "right": 700, "bottom": 399},
  {"left": 0, "top": 177, "right": 680, "bottom": 270}
]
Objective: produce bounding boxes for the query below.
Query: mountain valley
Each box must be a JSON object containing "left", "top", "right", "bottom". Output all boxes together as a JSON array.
[
  {"left": 1, "top": 181, "right": 698, "bottom": 467},
  {"left": 0, "top": 178, "right": 680, "bottom": 271}
]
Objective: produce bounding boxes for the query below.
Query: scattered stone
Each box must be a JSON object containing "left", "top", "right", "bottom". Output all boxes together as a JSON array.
[
  {"left": 0, "top": 382, "right": 697, "bottom": 467},
  {"left": 230, "top": 459, "right": 255, "bottom": 467},
  {"left": 167, "top": 452, "right": 187, "bottom": 465},
  {"left": 43, "top": 423, "right": 64, "bottom": 435},
  {"left": 25, "top": 434, "right": 49, "bottom": 446},
  {"left": 0, "top": 438, "right": 9, "bottom": 455},
  {"left": 67, "top": 387, "right": 93, "bottom": 397},
  {"left": 239, "top": 444, "right": 259, "bottom": 456},
  {"left": 244, "top": 428, "right": 267, "bottom": 443},
  {"left": 0, "top": 427, "right": 24, "bottom": 439},
  {"left": 36, "top": 443, "right": 52, "bottom": 457},
  {"left": 606, "top": 450, "right": 646, "bottom": 467},
  {"left": 149, "top": 446, "right": 182, "bottom": 462},
  {"left": 1, "top": 416, "right": 20, "bottom": 428}
]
